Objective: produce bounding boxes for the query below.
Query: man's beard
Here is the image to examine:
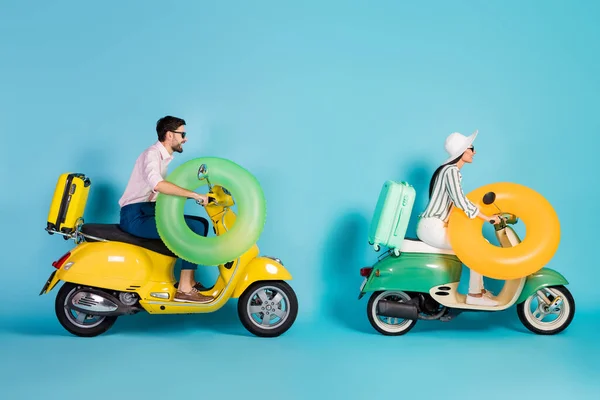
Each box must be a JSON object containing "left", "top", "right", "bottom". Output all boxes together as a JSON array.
[{"left": 173, "top": 144, "right": 183, "bottom": 153}]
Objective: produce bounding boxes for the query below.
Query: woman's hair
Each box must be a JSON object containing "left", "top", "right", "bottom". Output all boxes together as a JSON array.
[{"left": 428, "top": 154, "right": 463, "bottom": 199}]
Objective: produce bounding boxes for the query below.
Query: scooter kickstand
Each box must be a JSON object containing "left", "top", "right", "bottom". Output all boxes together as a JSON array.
[{"left": 440, "top": 308, "right": 462, "bottom": 322}]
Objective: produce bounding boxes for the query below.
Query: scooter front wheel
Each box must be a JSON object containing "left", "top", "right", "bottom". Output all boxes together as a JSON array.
[
  {"left": 55, "top": 282, "right": 117, "bottom": 337},
  {"left": 517, "top": 285, "right": 575, "bottom": 335},
  {"left": 238, "top": 281, "right": 298, "bottom": 338},
  {"left": 367, "top": 291, "right": 417, "bottom": 336}
]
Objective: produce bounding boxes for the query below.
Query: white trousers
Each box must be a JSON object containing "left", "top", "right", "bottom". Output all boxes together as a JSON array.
[{"left": 416, "top": 217, "right": 484, "bottom": 294}]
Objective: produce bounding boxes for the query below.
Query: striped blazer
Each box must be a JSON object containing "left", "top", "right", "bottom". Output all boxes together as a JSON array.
[{"left": 420, "top": 164, "right": 479, "bottom": 222}]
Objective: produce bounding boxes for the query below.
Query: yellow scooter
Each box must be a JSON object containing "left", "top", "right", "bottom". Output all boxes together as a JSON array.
[{"left": 40, "top": 164, "right": 298, "bottom": 338}]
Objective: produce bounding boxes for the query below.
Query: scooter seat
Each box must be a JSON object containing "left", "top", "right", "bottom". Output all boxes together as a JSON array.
[
  {"left": 80, "top": 224, "right": 177, "bottom": 258},
  {"left": 400, "top": 238, "right": 456, "bottom": 255}
]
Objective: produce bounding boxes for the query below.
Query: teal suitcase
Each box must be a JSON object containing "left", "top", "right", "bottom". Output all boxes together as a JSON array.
[{"left": 368, "top": 180, "right": 416, "bottom": 256}]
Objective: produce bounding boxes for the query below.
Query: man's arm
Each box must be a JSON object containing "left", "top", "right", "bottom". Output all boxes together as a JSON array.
[
  {"left": 154, "top": 180, "right": 208, "bottom": 205},
  {"left": 142, "top": 149, "right": 208, "bottom": 205}
]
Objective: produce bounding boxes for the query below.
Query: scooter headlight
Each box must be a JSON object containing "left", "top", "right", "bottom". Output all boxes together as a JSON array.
[{"left": 264, "top": 256, "right": 283, "bottom": 266}]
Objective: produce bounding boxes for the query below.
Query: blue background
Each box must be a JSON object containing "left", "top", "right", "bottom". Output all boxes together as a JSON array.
[{"left": 1, "top": 0, "right": 598, "bottom": 398}]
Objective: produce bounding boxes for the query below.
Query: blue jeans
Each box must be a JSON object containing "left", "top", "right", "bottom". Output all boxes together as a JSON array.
[{"left": 119, "top": 202, "right": 209, "bottom": 270}]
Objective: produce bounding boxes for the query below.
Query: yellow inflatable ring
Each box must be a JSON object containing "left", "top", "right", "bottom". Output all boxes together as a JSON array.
[{"left": 447, "top": 182, "right": 560, "bottom": 280}]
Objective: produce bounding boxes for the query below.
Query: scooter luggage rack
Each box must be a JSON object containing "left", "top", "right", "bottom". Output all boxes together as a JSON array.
[
  {"left": 376, "top": 247, "right": 399, "bottom": 261},
  {"left": 45, "top": 218, "right": 108, "bottom": 244}
]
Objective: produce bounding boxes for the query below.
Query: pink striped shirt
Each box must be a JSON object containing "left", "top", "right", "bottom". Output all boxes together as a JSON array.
[{"left": 119, "top": 141, "right": 173, "bottom": 207}]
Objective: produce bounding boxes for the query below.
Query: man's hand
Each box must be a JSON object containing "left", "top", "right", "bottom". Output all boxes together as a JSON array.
[{"left": 194, "top": 193, "right": 209, "bottom": 206}]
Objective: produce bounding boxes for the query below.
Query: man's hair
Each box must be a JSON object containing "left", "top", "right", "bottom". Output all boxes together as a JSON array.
[{"left": 156, "top": 116, "right": 186, "bottom": 141}]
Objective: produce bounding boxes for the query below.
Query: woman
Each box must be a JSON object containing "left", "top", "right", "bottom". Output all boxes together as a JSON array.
[{"left": 416, "top": 130, "right": 501, "bottom": 307}]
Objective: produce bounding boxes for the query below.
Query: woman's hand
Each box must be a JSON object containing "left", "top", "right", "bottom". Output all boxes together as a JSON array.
[
  {"left": 477, "top": 211, "right": 503, "bottom": 225},
  {"left": 489, "top": 215, "right": 503, "bottom": 225}
]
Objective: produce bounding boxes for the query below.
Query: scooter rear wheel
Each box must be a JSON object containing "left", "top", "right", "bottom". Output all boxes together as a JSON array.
[
  {"left": 238, "top": 280, "right": 298, "bottom": 338},
  {"left": 367, "top": 291, "right": 417, "bottom": 336},
  {"left": 55, "top": 282, "right": 117, "bottom": 337}
]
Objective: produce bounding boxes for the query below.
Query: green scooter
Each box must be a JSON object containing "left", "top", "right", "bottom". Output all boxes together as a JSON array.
[{"left": 358, "top": 191, "right": 575, "bottom": 336}]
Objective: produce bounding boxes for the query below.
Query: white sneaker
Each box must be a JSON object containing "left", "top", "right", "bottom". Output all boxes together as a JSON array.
[{"left": 466, "top": 294, "right": 499, "bottom": 307}]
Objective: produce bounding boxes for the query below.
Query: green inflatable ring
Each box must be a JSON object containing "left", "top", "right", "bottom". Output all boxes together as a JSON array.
[{"left": 155, "top": 157, "right": 266, "bottom": 266}]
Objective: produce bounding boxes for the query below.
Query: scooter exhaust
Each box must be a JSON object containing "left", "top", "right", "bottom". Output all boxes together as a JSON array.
[
  {"left": 377, "top": 299, "right": 419, "bottom": 320},
  {"left": 69, "top": 288, "right": 139, "bottom": 317}
]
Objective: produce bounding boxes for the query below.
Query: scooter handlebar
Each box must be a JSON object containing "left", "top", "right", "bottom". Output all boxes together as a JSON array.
[
  {"left": 489, "top": 214, "right": 518, "bottom": 225},
  {"left": 196, "top": 195, "right": 217, "bottom": 206}
]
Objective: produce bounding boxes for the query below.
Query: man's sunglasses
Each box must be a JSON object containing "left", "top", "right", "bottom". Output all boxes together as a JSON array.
[{"left": 171, "top": 130, "right": 186, "bottom": 138}]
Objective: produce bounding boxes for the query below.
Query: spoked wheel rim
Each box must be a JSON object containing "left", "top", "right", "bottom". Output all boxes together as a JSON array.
[
  {"left": 64, "top": 287, "right": 106, "bottom": 329},
  {"left": 371, "top": 291, "right": 414, "bottom": 333},
  {"left": 246, "top": 285, "right": 291, "bottom": 330},
  {"left": 523, "top": 287, "right": 571, "bottom": 332}
]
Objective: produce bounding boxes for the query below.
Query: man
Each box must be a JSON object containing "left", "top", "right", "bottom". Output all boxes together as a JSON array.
[{"left": 118, "top": 115, "right": 214, "bottom": 303}]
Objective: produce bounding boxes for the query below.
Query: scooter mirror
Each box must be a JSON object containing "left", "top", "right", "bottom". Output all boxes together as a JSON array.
[
  {"left": 198, "top": 164, "right": 208, "bottom": 181},
  {"left": 483, "top": 191, "right": 496, "bottom": 205}
]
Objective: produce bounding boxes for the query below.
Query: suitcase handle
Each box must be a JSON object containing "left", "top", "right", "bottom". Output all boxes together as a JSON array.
[{"left": 393, "top": 209, "right": 403, "bottom": 236}]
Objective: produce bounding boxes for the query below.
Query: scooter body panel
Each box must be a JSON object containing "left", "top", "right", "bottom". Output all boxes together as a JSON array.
[
  {"left": 517, "top": 268, "right": 569, "bottom": 304},
  {"left": 139, "top": 255, "right": 293, "bottom": 314},
  {"left": 431, "top": 278, "right": 526, "bottom": 311},
  {"left": 136, "top": 246, "right": 270, "bottom": 314},
  {"left": 44, "top": 239, "right": 292, "bottom": 314},
  {"left": 54, "top": 242, "right": 176, "bottom": 292},
  {"left": 362, "top": 252, "right": 463, "bottom": 294}
]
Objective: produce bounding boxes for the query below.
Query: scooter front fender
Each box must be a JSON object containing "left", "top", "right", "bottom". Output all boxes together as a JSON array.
[
  {"left": 516, "top": 268, "right": 569, "bottom": 304},
  {"left": 232, "top": 257, "right": 292, "bottom": 298}
]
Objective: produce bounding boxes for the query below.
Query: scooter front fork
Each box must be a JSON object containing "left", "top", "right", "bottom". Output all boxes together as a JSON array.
[{"left": 536, "top": 289, "right": 562, "bottom": 309}]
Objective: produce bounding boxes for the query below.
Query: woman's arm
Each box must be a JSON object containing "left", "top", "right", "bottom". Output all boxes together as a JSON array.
[
  {"left": 476, "top": 211, "right": 501, "bottom": 224},
  {"left": 444, "top": 167, "right": 501, "bottom": 224}
]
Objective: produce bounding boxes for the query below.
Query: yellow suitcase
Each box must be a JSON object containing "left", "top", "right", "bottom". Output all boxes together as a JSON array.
[{"left": 46, "top": 173, "right": 91, "bottom": 235}]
